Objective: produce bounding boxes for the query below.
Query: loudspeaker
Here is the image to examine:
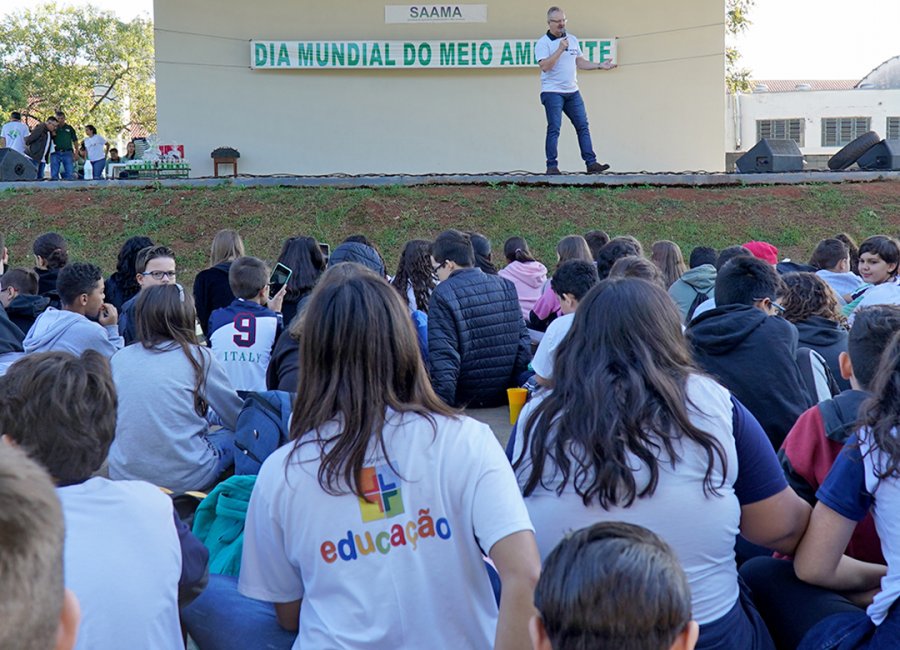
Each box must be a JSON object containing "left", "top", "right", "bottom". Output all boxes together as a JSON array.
[
  {"left": 857, "top": 140, "right": 900, "bottom": 171},
  {"left": 736, "top": 139, "right": 804, "bottom": 173},
  {"left": 0, "top": 148, "right": 38, "bottom": 181}
]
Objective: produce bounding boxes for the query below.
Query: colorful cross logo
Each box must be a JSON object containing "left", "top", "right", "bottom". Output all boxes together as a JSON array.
[{"left": 358, "top": 464, "right": 405, "bottom": 523}]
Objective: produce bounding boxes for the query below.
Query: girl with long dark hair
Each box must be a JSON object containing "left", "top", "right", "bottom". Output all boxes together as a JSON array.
[
  {"left": 513, "top": 277, "right": 810, "bottom": 649},
  {"left": 391, "top": 239, "right": 436, "bottom": 313},
  {"left": 468, "top": 232, "right": 498, "bottom": 275},
  {"left": 104, "top": 235, "right": 154, "bottom": 310},
  {"left": 239, "top": 264, "right": 539, "bottom": 649},
  {"left": 107, "top": 284, "right": 242, "bottom": 492},
  {"left": 276, "top": 236, "right": 326, "bottom": 325}
]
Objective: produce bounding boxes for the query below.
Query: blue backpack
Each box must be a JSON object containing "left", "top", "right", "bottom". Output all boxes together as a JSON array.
[{"left": 233, "top": 391, "right": 294, "bottom": 475}]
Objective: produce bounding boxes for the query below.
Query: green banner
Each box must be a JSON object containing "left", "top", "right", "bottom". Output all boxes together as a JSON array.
[{"left": 250, "top": 39, "right": 616, "bottom": 69}]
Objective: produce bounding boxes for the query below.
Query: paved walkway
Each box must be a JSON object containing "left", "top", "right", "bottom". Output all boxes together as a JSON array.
[
  {"left": 3, "top": 170, "right": 899, "bottom": 191},
  {"left": 465, "top": 405, "right": 513, "bottom": 449}
]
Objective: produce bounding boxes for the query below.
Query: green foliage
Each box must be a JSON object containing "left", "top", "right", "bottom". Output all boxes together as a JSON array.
[
  {"left": 0, "top": 2, "right": 155, "bottom": 138},
  {"left": 725, "top": 0, "right": 755, "bottom": 94}
]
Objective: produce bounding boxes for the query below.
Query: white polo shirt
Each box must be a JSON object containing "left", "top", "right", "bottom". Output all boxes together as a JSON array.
[{"left": 535, "top": 32, "right": 581, "bottom": 93}]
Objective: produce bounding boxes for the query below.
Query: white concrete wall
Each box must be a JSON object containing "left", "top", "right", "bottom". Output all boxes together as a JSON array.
[
  {"left": 727, "top": 88, "right": 900, "bottom": 155},
  {"left": 154, "top": 0, "right": 725, "bottom": 175}
]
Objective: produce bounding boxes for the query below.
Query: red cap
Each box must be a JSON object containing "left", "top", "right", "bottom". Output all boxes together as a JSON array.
[{"left": 742, "top": 241, "right": 779, "bottom": 265}]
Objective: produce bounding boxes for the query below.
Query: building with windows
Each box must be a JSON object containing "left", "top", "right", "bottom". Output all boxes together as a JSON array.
[
  {"left": 726, "top": 56, "right": 900, "bottom": 170},
  {"left": 153, "top": 0, "right": 726, "bottom": 176}
]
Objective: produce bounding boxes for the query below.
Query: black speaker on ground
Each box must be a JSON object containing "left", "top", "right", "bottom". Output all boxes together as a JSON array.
[
  {"left": 857, "top": 140, "right": 900, "bottom": 171},
  {"left": 0, "top": 148, "right": 38, "bottom": 181},
  {"left": 735, "top": 139, "right": 804, "bottom": 173}
]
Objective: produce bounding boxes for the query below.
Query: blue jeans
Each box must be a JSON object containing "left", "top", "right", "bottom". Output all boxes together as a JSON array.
[
  {"left": 30, "top": 157, "right": 46, "bottom": 180},
  {"left": 181, "top": 566, "right": 501, "bottom": 649},
  {"left": 207, "top": 429, "right": 236, "bottom": 477},
  {"left": 90, "top": 159, "right": 106, "bottom": 179},
  {"left": 50, "top": 150, "right": 74, "bottom": 180},
  {"left": 799, "top": 605, "right": 900, "bottom": 649},
  {"left": 181, "top": 574, "right": 297, "bottom": 650},
  {"left": 541, "top": 90, "right": 597, "bottom": 167}
]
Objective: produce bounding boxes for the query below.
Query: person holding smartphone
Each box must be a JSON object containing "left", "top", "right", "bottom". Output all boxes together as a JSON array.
[{"left": 208, "top": 256, "right": 287, "bottom": 392}]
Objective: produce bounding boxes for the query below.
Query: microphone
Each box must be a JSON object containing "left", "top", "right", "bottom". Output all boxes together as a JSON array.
[{"left": 560, "top": 30, "right": 567, "bottom": 38}]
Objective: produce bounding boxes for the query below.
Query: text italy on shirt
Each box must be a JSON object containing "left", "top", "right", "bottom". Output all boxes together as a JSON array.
[{"left": 319, "top": 463, "right": 453, "bottom": 564}]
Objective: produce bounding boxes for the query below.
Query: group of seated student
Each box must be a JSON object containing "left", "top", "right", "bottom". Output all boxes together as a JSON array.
[{"left": 4, "top": 223, "right": 900, "bottom": 650}]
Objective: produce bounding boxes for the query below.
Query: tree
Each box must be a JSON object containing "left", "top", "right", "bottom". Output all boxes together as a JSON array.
[
  {"left": 0, "top": 2, "right": 155, "bottom": 139},
  {"left": 726, "top": 0, "right": 755, "bottom": 93}
]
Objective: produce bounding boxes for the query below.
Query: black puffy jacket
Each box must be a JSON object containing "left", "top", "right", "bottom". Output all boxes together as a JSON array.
[{"left": 427, "top": 268, "right": 531, "bottom": 408}]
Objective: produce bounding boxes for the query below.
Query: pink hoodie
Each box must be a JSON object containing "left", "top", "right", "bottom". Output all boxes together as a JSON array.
[{"left": 499, "top": 260, "right": 549, "bottom": 320}]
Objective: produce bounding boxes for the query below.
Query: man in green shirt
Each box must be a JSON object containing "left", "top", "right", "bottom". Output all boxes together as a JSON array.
[{"left": 50, "top": 110, "right": 78, "bottom": 180}]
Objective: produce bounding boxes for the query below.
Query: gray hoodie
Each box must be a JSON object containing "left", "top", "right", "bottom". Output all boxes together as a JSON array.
[
  {"left": 22, "top": 308, "right": 124, "bottom": 357},
  {"left": 108, "top": 343, "right": 242, "bottom": 492},
  {"left": 668, "top": 264, "right": 717, "bottom": 323}
]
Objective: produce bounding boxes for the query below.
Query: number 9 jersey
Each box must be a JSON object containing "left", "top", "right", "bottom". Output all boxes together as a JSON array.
[{"left": 208, "top": 299, "right": 283, "bottom": 392}]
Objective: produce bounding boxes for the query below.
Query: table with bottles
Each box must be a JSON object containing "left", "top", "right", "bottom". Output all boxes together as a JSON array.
[{"left": 108, "top": 160, "right": 191, "bottom": 180}]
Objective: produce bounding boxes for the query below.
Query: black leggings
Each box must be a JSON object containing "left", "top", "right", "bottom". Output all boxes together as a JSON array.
[{"left": 739, "top": 556, "right": 863, "bottom": 650}]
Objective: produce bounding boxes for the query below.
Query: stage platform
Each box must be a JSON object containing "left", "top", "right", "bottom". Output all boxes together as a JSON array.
[{"left": 2, "top": 169, "right": 899, "bottom": 190}]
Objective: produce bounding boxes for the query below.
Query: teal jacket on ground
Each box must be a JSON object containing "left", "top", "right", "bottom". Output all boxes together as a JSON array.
[
  {"left": 668, "top": 264, "right": 717, "bottom": 323},
  {"left": 192, "top": 474, "right": 257, "bottom": 577}
]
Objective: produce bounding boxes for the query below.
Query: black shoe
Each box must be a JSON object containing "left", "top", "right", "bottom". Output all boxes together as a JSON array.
[
  {"left": 546, "top": 166, "right": 562, "bottom": 175},
  {"left": 586, "top": 162, "right": 610, "bottom": 174}
]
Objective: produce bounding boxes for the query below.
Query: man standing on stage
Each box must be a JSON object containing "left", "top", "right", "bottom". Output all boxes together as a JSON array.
[
  {"left": 535, "top": 6, "right": 616, "bottom": 175},
  {"left": 50, "top": 110, "right": 78, "bottom": 181}
]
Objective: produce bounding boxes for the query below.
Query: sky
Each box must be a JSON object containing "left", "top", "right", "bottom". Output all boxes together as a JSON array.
[
  {"left": 0, "top": 0, "right": 897, "bottom": 81},
  {"left": 731, "top": 0, "right": 900, "bottom": 80}
]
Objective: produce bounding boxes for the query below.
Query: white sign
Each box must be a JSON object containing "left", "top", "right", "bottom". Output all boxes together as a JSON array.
[{"left": 385, "top": 4, "right": 488, "bottom": 24}]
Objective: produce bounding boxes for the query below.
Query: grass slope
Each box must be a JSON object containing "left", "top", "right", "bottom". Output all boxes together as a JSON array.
[{"left": 1, "top": 181, "right": 898, "bottom": 288}]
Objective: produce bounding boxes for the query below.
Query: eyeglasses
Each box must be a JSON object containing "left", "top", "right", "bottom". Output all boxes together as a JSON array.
[
  {"left": 754, "top": 296, "right": 784, "bottom": 315},
  {"left": 141, "top": 270, "right": 177, "bottom": 280},
  {"left": 432, "top": 260, "right": 447, "bottom": 273},
  {"left": 549, "top": 18, "right": 567, "bottom": 23}
]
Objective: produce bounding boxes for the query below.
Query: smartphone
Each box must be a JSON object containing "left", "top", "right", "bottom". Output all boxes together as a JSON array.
[
  {"left": 268, "top": 262, "right": 292, "bottom": 296},
  {"left": 319, "top": 243, "right": 330, "bottom": 261}
]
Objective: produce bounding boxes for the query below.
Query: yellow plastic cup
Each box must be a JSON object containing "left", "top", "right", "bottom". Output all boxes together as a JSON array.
[{"left": 508, "top": 388, "right": 529, "bottom": 424}]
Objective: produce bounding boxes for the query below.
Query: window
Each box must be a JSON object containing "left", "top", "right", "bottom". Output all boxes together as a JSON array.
[
  {"left": 888, "top": 117, "right": 900, "bottom": 141},
  {"left": 756, "top": 119, "right": 804, "bottom": 146},
  {"left": 821, "top": 117, "right": 871, "bottom": 147}
]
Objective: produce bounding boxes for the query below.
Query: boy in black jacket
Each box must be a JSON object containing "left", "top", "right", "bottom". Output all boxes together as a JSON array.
[
  {"left": 687, "top": 255, "right": 813, "bottom": 448},
  {"left": 428, "top": 230, "right": 532, "bottom": 408}
]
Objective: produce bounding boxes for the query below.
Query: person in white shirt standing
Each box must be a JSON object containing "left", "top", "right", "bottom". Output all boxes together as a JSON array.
[
  {"left": 82, "top": 125, "right": 108, "bottom": 180},
  {"left": 0, "top": 111, "right": 30, "bottom": 154},
  {"left": 535, "top": 7, "right": 616, "bottom": 175}
]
